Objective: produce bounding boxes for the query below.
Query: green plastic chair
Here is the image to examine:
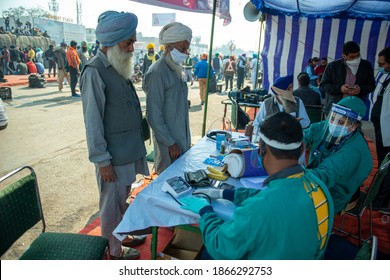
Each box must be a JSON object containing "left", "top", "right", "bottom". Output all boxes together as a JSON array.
[
  {"left": 305, "top": 105, "right": 323, "bottom": 124},
  {"left": 334, "top": 152, "right": 390, "bottom": 245},
  {"left": 0, "top": 166, "right": 109, "bottom": 260},
  {"left": 355, "top": 235, "right": 378, "bottom": 260}
]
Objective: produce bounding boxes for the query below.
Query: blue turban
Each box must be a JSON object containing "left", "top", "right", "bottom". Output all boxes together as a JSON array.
[
  {"left": 95, "top": 11, "right": 138, "bottom": 47},
  {"left": 273, "top": 74, "right": 293, "bottom": 90}
]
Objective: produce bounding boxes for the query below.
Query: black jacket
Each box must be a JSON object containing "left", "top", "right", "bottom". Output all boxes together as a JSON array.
[{"left": 320, "top": 58, "right": 375, "bottom": 114}]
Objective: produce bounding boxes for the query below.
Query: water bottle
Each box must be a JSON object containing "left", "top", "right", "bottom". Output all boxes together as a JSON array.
[
  {"left": 216, "top": 133, "right": 226, "bottom": 150},
  {"left": 244, "top": 121, "right": 254, "bottom": 142}
]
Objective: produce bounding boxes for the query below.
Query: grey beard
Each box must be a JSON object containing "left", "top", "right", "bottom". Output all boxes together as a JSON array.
[
  {"left": 107, "top": 45, "right": 133, "bottom": 79},
  {"left": 165, "top": 53, "right": 183, "bottom": 79}
]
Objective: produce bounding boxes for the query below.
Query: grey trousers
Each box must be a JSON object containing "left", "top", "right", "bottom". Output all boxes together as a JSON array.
[{"left": 96, "top": 169, "right": 131, "bottom": 257}]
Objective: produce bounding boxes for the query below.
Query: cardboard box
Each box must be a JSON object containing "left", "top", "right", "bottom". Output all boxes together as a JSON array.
[{"left": 158, "top": 227, "right": 204, "bottom": 260}]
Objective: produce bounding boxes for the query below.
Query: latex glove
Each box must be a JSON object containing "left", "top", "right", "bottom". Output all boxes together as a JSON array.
[
  {"left": 193, "top": 188, "right": 223, "bottom": 200},
  {"left": 180, "top": 196, "right": 210, "bottom": 214}
]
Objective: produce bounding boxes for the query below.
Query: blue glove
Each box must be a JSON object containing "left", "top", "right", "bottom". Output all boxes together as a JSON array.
[
  {"left": 180, "top": 196, "right": 210, "bottom": 214},
  {"left": 193, "top": 188, "right": 223, "bottom": 199}
]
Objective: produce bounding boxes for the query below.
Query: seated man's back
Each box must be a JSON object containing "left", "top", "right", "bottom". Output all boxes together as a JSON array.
[
  {"left": 16, "top": 62, "right": 28, "bottom": 74},
  {"left": 35, "top": 62, "right": 44, "bottom": 74},
  {"left": 26, "top": 60, "right": 37, "bottom": 74},
  {"left": 294, "top": 72, "right": 322, "bottom": 106}
]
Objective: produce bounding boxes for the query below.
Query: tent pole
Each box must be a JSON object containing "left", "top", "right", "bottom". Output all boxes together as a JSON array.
[
  {"left": 201, "top": 0, "right": 217, "bottom": 137},
  {"left": 254, "top": 14, "right": 265, "bottom": 89}
]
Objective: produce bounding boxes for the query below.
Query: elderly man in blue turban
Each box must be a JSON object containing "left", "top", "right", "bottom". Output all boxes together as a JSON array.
[
  {"left": 80, "top": 11, "right": 149, "bottom": 260},
  {"left": 143, "top": 22, "right": 193, "bottom": 174},
  {"left": 253, "top": 74, "right": 310, "bottom": 137}
]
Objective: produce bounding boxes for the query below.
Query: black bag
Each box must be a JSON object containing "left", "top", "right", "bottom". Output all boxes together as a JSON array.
[
  {"left": 184, "top": 170, "right": 210, "bottom": 187},
  {"left": 0, "top": 87, "right": 12, "bottom": 101},
  {"left": 237, "top": 105, "right": 250, "bottom": 129},
  {"left": 28, "top": 74, "right": 46, "bottom": 88},
  {"left": 229, "top": 86, "right": 270, "bottom": 104}
]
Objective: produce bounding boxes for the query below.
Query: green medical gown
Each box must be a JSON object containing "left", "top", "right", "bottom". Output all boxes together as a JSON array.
[
  {"left": 303, "top": 121, "right": 373, "bottom": 213},
  {"left": 199, "top": 175, "right": 330, "bottom": 260}
]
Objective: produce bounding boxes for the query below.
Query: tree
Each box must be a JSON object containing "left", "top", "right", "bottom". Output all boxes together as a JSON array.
[
  {"left": 2, "top": 6, "right": 26, "bottom": 27},
  {"left": 1, "top": 5, "right": 47, "bottom": 28}
]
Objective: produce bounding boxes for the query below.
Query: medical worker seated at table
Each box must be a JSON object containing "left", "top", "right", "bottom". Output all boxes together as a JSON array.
[
  {"left": 304, "top": 96, "right": 373, "bottom": 214},
  {"left": 180, "top": 112, "right": 334, "bottom": 260}
]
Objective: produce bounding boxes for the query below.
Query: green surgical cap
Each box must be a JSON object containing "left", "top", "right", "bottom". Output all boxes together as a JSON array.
[{"left": 337, "top": 96, "right": 366, "bottom": 118}]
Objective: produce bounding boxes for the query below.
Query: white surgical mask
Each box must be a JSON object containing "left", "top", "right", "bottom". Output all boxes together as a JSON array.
[
  {"left": 345, "top": 57, "right": 361, "bottom": 75},
  {"left": 170, "top": 48, "right": 188, "bottom": 65}
]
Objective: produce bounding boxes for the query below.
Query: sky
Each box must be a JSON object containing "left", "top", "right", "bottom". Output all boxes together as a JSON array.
[{"left": 1, "top": 0, "right": 262, "bottom": 51}]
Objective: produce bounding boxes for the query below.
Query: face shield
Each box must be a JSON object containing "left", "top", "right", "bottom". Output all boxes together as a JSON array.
[
  {"left": 323, "top": 103, "right": 360, "bottom": 145},
  {"left": 250, "top": 142, "right": 265, "bottom": 169}
]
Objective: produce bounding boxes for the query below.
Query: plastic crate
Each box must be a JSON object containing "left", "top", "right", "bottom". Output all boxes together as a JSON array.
[{"left": 0, "top": 87, "right": 12, "bottom": 101}]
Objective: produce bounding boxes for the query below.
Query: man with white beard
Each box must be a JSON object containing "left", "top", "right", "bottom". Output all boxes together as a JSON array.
[
  {"left": 80, "top": 11, "right": 149, "bottom": 260},
  {"left": 143, "top": 22, "right": 192, "bottom": 174}
]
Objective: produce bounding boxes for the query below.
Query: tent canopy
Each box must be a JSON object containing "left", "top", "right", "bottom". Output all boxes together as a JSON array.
[{"left": 251, "top": 0, "right": 390, "bottom": 20}]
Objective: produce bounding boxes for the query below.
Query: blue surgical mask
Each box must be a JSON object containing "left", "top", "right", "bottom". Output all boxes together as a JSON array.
[
  {"left": 328, "top": 122, "right": 349, "bottom": 137},
  {"left": 378, "top": 67, "right": 387, "bottom": 74},
  {"left": 170, "top": 48, "right": 188, "bottom": 65},
  {"left": 250, "top": 143, "right": 266, "bottom": 169}
]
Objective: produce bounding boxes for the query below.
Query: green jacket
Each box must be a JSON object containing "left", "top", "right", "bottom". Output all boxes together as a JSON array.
[
  {"left": 303, "top": 121, "right": 373, "bottom": 213},
  {"left": 199, "top": 167, "right": 333, "bottom": 259}
]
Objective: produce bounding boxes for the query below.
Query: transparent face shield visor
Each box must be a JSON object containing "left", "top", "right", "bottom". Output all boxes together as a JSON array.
[
  {"left": 323, "top": 103, "right": 360, "bottom": 145},
  {"left": 250, "top": 142, "right": 265, "bottom": 169}
]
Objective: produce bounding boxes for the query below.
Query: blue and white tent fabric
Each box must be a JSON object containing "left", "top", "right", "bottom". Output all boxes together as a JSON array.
[
  {"left": 251, "top": 0, "right": 390, "bottom": 118},
  {"left": 260, "top": 14, "right": 390, "bottom": 119},
  {"left": 261, "top": 15, "right": 390, "bottom": 91}
]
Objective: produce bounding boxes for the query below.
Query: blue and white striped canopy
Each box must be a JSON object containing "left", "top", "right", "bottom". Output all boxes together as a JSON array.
[
  {"left": 250, "top": 1, "right": 390, "bottom": 118},
  {"left": 251, "top": 0, "right": 390, "bottom": 20},
  {"left": 261, "top": 14, "right": 390, "bottom": 90}
]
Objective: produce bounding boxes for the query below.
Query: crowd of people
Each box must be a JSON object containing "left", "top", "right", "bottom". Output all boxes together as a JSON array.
[
  {"left": 1, "top": 9, "right": 388, "bottom": 261},
  {"left": 79, "top": 9, "right": 388, "bottom": 260},
  {"left": 0, "top": 17, "right": 51, "bottom": 37}
]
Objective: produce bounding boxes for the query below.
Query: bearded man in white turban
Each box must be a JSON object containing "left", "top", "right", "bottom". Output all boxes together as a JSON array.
[
  {"left": 80, "top": 11, "right": 149, "bottom": 260},
  {"left": 143, "top": 22, "right": 192, "bottom": 174}
]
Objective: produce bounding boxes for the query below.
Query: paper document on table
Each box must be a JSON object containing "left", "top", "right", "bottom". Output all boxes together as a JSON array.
[{"left": 240, "top": 176, "right": 268, "bottom": 190}]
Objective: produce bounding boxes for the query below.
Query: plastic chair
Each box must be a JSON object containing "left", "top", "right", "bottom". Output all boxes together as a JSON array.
[
  {"left": 324, "top": 234, "right": 377, "bottom": 260},
  {"left": 334, "top": 152, "right": 390, "bottom": 245},
  {"left": 355, "top": 235, "right": 378, "bottom": 260},
  {"left": 0, "top": 166, "right": 109, "bottom": 260},
  {"left": 305, "top": 105, "right": 323, "bottom": 124},
  {"left": 230, "top": 97, "right": 239, "bottom": 132}
]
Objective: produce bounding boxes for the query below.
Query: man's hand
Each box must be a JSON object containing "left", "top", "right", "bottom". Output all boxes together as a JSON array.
[
  {"left": 349, "top": 84, "right": 360, "bottom": 95},
  {"left": 341, "top": 84, "right": 352, "bottom": 94},
  {"left": 341, "top": 84, "right": 360, "bottom": 96},
  {"left": 169, "top": 143, "right": 182, "bottom": 160},
  {"left": 99, "top": 163, "right": 116, "bottom": 182}
]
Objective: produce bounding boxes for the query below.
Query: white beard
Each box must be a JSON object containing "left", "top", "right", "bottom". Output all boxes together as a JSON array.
[{"left": 106, "top": 45, "right": 133, "bottom": 79}]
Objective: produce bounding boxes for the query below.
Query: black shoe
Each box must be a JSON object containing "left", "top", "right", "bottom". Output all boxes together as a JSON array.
[
  {"left": 122, "top": 235, "right": 147, "bottom": 247},
  {"left": 72, "top": 93, "right": 81, "bottom": 98}
]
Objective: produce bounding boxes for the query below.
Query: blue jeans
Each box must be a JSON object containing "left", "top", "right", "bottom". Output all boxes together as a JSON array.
[{"left": 69, "top": 66, "right": 78, "bottom": 95}]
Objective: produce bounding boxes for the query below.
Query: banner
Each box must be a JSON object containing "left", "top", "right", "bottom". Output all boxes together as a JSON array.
[
  {"left": 129, "top": 0, "right": 232, "bottom": 25},
  {"left": 152, "top": 13, "right": 176, "bottom": 26}
]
